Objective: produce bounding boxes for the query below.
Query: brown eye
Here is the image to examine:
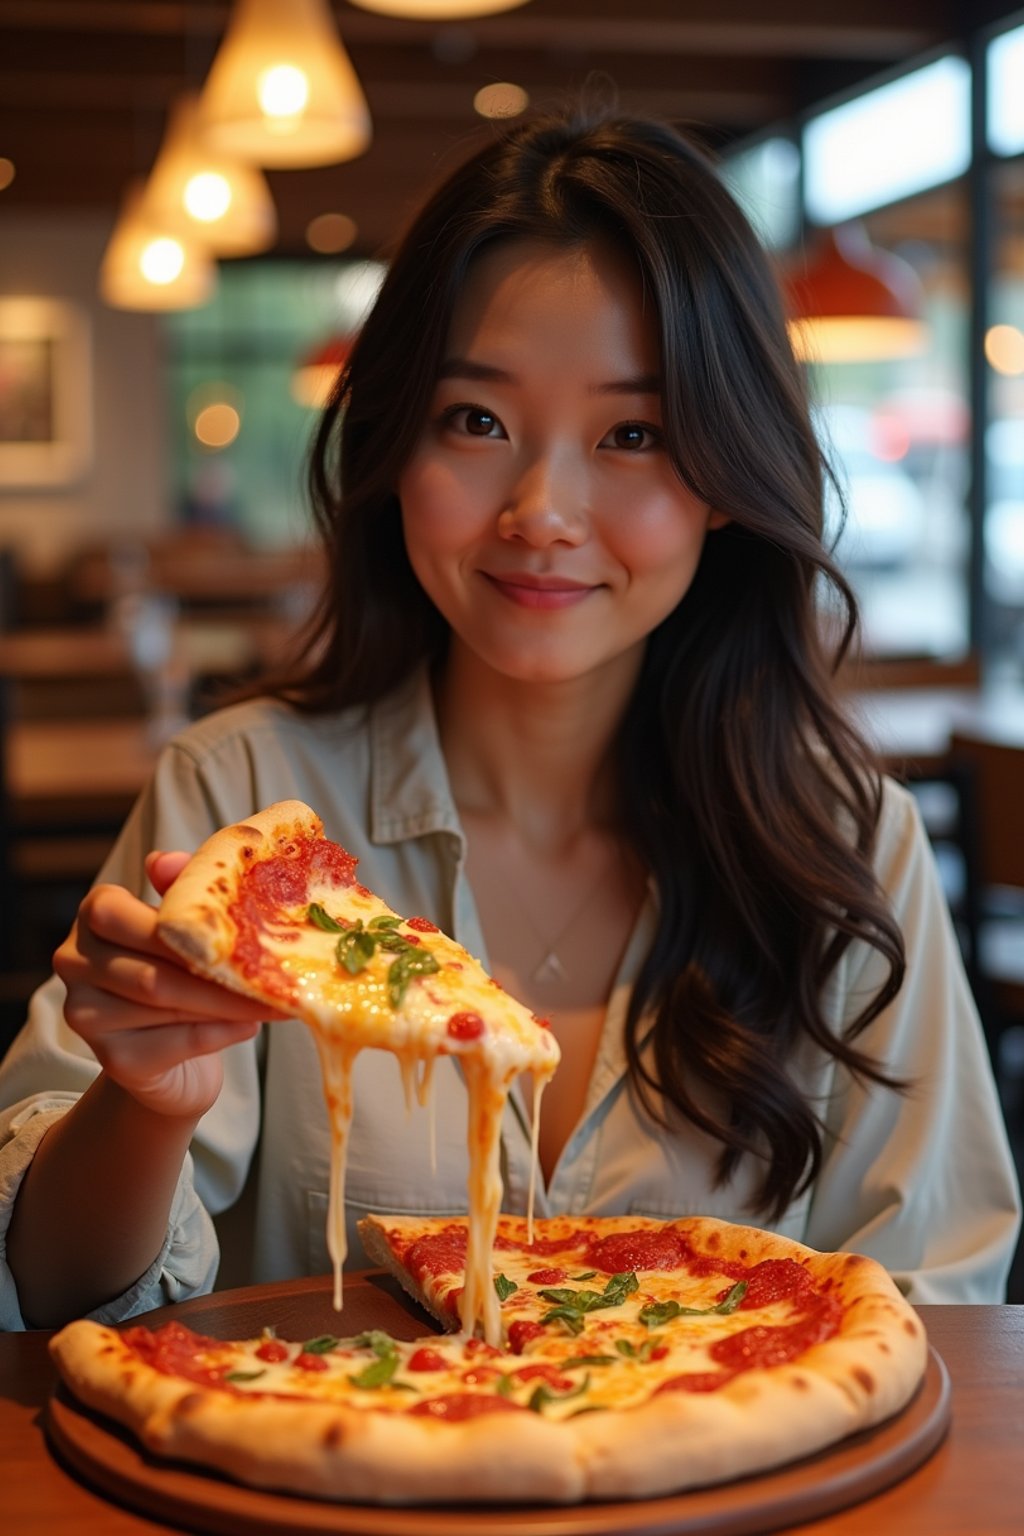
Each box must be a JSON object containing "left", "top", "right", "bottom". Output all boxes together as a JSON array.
[
  {"left": 612, "top": 423, "right": 651, "bottom": 450},
  {"left": 465, "top": 409, "right": 498, "bottom": 436}
]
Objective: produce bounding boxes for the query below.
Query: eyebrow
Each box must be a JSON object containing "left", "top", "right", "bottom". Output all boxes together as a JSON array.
[{"left": 437, "top": 358, "right": 661, "bottom": 396}]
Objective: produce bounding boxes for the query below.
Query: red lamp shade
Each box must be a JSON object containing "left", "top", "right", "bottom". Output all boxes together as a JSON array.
[
  {"left": 291, "top": 335, "right": 352, "bottom": 408},
  {"left": 784, "top": 224, "right": 927, "bottom": 364}
]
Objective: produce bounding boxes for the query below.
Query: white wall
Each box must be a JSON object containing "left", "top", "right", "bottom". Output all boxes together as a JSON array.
[{"left": 0, "top": 212, "right": 169, "bottom": 578}]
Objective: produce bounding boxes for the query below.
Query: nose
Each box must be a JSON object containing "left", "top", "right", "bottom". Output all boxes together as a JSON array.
[{"left": 498, "top": 448, "right": 587, "bottom": 546}]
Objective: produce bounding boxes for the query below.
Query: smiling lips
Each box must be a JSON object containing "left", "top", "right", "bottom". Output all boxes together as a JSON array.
[{"left": 483, "top": 573, "right": 597, "bottom": 610}]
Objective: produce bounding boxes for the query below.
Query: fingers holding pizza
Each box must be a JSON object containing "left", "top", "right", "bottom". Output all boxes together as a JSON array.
[{"left": 53, "top": 851, "right": 285, "bottom": 1122}]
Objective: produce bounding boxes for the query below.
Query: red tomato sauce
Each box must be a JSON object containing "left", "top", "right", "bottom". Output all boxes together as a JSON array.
[
  {"left": 732, "top": 1258, "right": 814, "bottom": 1309},
  {"left": 229, "top": 833, "right": 358, "bottom": 996},
  {"left": 405, "top": 1226, "right": 468, "bottom": 1281},
  {"left": 711, "top": 1299, "right": 841, "bottom": 1371},
  {"left": 507, "top": 1319, "right": 546, "bottom": 1355},
  {"left": 447, "top": 1011, "right": 485, "bottom": 1041},
  {"left": 585, "top": 1227, "right": 693, "bottom": 1274},
  {"left": 122, "top": 1323, "right": 238, "bottom": 1391}
]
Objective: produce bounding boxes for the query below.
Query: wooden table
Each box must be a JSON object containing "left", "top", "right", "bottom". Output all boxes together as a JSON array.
[
  {"left": 5, "top": 716, "right": 158, "bottom": 825},
  {"left": 848, "top": 683, "right": 1024, "bottom": 778},
  {"left": 0, "top": 619, "right": 290, "bottom": 681},
  {"left": 2, "top": 1295, "right": 1022, "bottom": 1535},
  {"left": 0, "top": 619, "right": 291, "bottom": 721}
]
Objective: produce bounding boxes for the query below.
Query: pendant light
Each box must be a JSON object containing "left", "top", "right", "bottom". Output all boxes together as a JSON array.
[
  {"left": 197, "top": 0, "right": 371, "bottom": 168},
  {"left": 784, "top": 224, "right": 927, "bottom": 365},
  {"left": 100, "top": 183, "right": 216, "bottom": 311},
  {"left": 347, "top": 1, "right": 532, "bottom": 15},
  {"left": 140, "top": 95, "right": 277, "bottom": 256},
  {"left": 291, "top": 335, "right": 353, "bottom": 408}
]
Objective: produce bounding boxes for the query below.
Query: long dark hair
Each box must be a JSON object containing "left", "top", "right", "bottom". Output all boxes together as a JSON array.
[{"left": 267, "top": 103, "right": 906, "bottom": 1220}]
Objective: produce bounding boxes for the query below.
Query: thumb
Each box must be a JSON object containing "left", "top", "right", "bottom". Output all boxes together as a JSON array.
[{"left": 145, "top": 849, "right": 192, "bottom": 897}]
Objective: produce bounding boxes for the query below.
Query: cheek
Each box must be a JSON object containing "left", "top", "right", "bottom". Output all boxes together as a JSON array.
[
  {"left": 604, "top": 491, "right": 710, "bottom": 577},
  {"left": 399, "top": 461, "right": 486, "bottom": 559}
]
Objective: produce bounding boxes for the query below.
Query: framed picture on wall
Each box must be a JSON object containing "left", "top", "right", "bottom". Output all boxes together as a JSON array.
[{"left": 0, "top": 297, "right": 92, "bottom": 485}]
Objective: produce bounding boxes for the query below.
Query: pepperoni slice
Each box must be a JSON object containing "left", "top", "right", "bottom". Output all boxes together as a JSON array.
[
  {"left": 585, "top": 1226, "right": 693, "bottom": 1274},
  {"left": 507, "top": 1319, "right": 545, "bottom": 1355},
  {"left": 407, "top": 1347, "right": 447, "bottom": 1372}
]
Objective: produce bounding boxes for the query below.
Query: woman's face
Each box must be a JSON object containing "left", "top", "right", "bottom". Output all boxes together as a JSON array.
[{"left": 398, "top": 238, "right": 726, "bottom": 688}]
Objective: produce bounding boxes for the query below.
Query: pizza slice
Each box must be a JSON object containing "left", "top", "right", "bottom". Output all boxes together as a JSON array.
[
  {"left": 359, "top": 1212, "right": 927, "bottom": 1426},
  {"left": 155, "top": 800, "right": 560, "bottom": 1342}
]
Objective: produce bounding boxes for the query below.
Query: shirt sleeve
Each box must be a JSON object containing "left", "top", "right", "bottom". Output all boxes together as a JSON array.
[
  {"left": 0, "top": 734, "right": 265, "bottom": 1330},
  {"left": 803, "top": 779, "right": 1022, "bottom": 1301}
]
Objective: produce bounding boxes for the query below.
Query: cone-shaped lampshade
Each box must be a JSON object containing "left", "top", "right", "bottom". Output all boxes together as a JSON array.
[
  {"left": 100, "top": 183, "right": 216, "bottom": 311},
  {"left": 785, "top": 224, "right": 927, "bottom": 364},
  {"left": 140, "top": 94, "right": 277, "bottom": 256},
  {"left": 197, "top": 0, "right": 371, "bottom": 168},
  {"left": 291, "top": 335, "right": 353, "bottom": 408},
  {"left": 348, "top": 0, "right": 532, "bottom": 15}
]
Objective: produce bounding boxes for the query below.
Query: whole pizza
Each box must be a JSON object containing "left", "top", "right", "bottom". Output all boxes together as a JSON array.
[
  {"left": 47, "top": 802, "right": 929, "bottom": 1506},
  {"left": 50, "top": 1212, "right": 927, "bottom": 1504}
]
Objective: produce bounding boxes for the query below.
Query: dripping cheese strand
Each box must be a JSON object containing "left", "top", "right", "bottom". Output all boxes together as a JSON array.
[
  {"left": 527, "top": 1069, "right": 546, "bottom": 1246},
  {"left": 417, "top": 1056, "right": 438, "bottom": 1176},
  {"left": 458, "top": 1055, "right": 511, "bottom": 1347},
  {"left": 310, "top": 1030, "right": 360, "bottom": 1312},
  {"left": 398, "top": 1051, "right": 418, "bottom": 1116}
]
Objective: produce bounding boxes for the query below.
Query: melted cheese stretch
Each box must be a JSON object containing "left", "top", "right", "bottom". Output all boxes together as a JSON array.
[
  {"left": 283, "top": 876, "right": 558, "bottom": 1345},
  {"left": 310, "top": 1025, "right": 548, "bottom": 1344}
]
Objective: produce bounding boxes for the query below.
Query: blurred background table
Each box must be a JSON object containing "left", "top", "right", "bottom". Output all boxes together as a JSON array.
[
  {"left": 0, "top": 617, "right": 290, "bottom": 721},
  {"left": 6, "top": 715, "right": 157, "bottom": 825},
  {"left": 849, "top": 681, "right": 1024, "bottom": 779}
]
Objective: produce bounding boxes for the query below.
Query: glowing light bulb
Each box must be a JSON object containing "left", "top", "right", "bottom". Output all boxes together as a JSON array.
[
  {"left": 258, "top": 64, "right": 309, "bottom": 120},
  {"left": 184, "top": 171, "right": 233, "bottom": 223},
  {"left": 139, "top": 238, "right": 186, "bottom": 285},
  {"left": 194, "top": 401, "right": 242, "bottom": 448},
  {"left": 474, "top": 82, "right": 529, "bottom": 119},
  {"left": 985, "top": 323, "right": 1024, "bottom": 377}
]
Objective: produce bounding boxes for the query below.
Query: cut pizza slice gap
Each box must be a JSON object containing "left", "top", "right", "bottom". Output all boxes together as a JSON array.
[{"left": 156, "top": 799, "right": 560, "bottom": 1343}]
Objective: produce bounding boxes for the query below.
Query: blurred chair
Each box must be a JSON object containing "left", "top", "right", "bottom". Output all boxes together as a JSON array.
[
  {"left": 0, "top": 674, "right": 125, "bottom": 1057},
  {"left": 0, "top": 676, "right": 47, "bottom": 1055},
  {"left": 0, "top": 547, "right": 19, "bottom": 632},
  {"left": 840, "top": 652, "right": 983, "bottom": 973},
  {"left": 948, "top": 728, "right": 1024, "bottom": 1067}
]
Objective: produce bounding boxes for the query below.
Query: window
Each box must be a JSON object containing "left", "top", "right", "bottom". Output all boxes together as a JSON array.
[
  {"left": 721, "top": 135, "right": 800, "bottom": 251},
  {"left": 984, "top": 155, "right": 1024, "bottom": 666},
  {"left": 989, "top": 19, "right": 1024, "bottom": 157},
  {"left": 803, "top": 56, "right": 971, "bottom": 225},
  {"left": 802, "top": 185, "right": 972, "bottom": 659},
  {"left": 163, "top": 259, "right": 384, "bottom": 548}
]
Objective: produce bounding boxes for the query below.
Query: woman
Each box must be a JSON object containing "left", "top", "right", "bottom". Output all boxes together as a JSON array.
[{"left": 0, "top": 105, "right": 1017, "bottom": 1330}]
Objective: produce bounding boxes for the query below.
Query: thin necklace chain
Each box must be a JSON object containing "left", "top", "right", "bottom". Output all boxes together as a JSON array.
[{"left": 514, "top": 841, "right": 625, "bottom": 985}]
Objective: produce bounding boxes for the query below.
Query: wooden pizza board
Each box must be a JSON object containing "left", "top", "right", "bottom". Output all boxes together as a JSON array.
[{"left": 45, "top": 1272, "right": 952, "bottom": 1536}]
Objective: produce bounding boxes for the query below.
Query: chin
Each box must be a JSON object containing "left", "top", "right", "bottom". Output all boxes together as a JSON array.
[{"left": 479, "top": 640, "right": 637, "bottom": 690}]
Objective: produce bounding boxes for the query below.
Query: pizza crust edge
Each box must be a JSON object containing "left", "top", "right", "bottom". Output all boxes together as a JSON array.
[{"left": 155, "top": 799, "right": 323, "bottom": 992}]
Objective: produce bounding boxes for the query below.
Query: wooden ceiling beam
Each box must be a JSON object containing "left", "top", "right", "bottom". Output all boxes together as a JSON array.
[{"left": 0, "top": 0, "right": 951, "bottom": 61}]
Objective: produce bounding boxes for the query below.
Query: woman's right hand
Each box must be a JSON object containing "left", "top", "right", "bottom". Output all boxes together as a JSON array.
[{"left": 53, "top": 850, "right": 281, "bottom": 1122}]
